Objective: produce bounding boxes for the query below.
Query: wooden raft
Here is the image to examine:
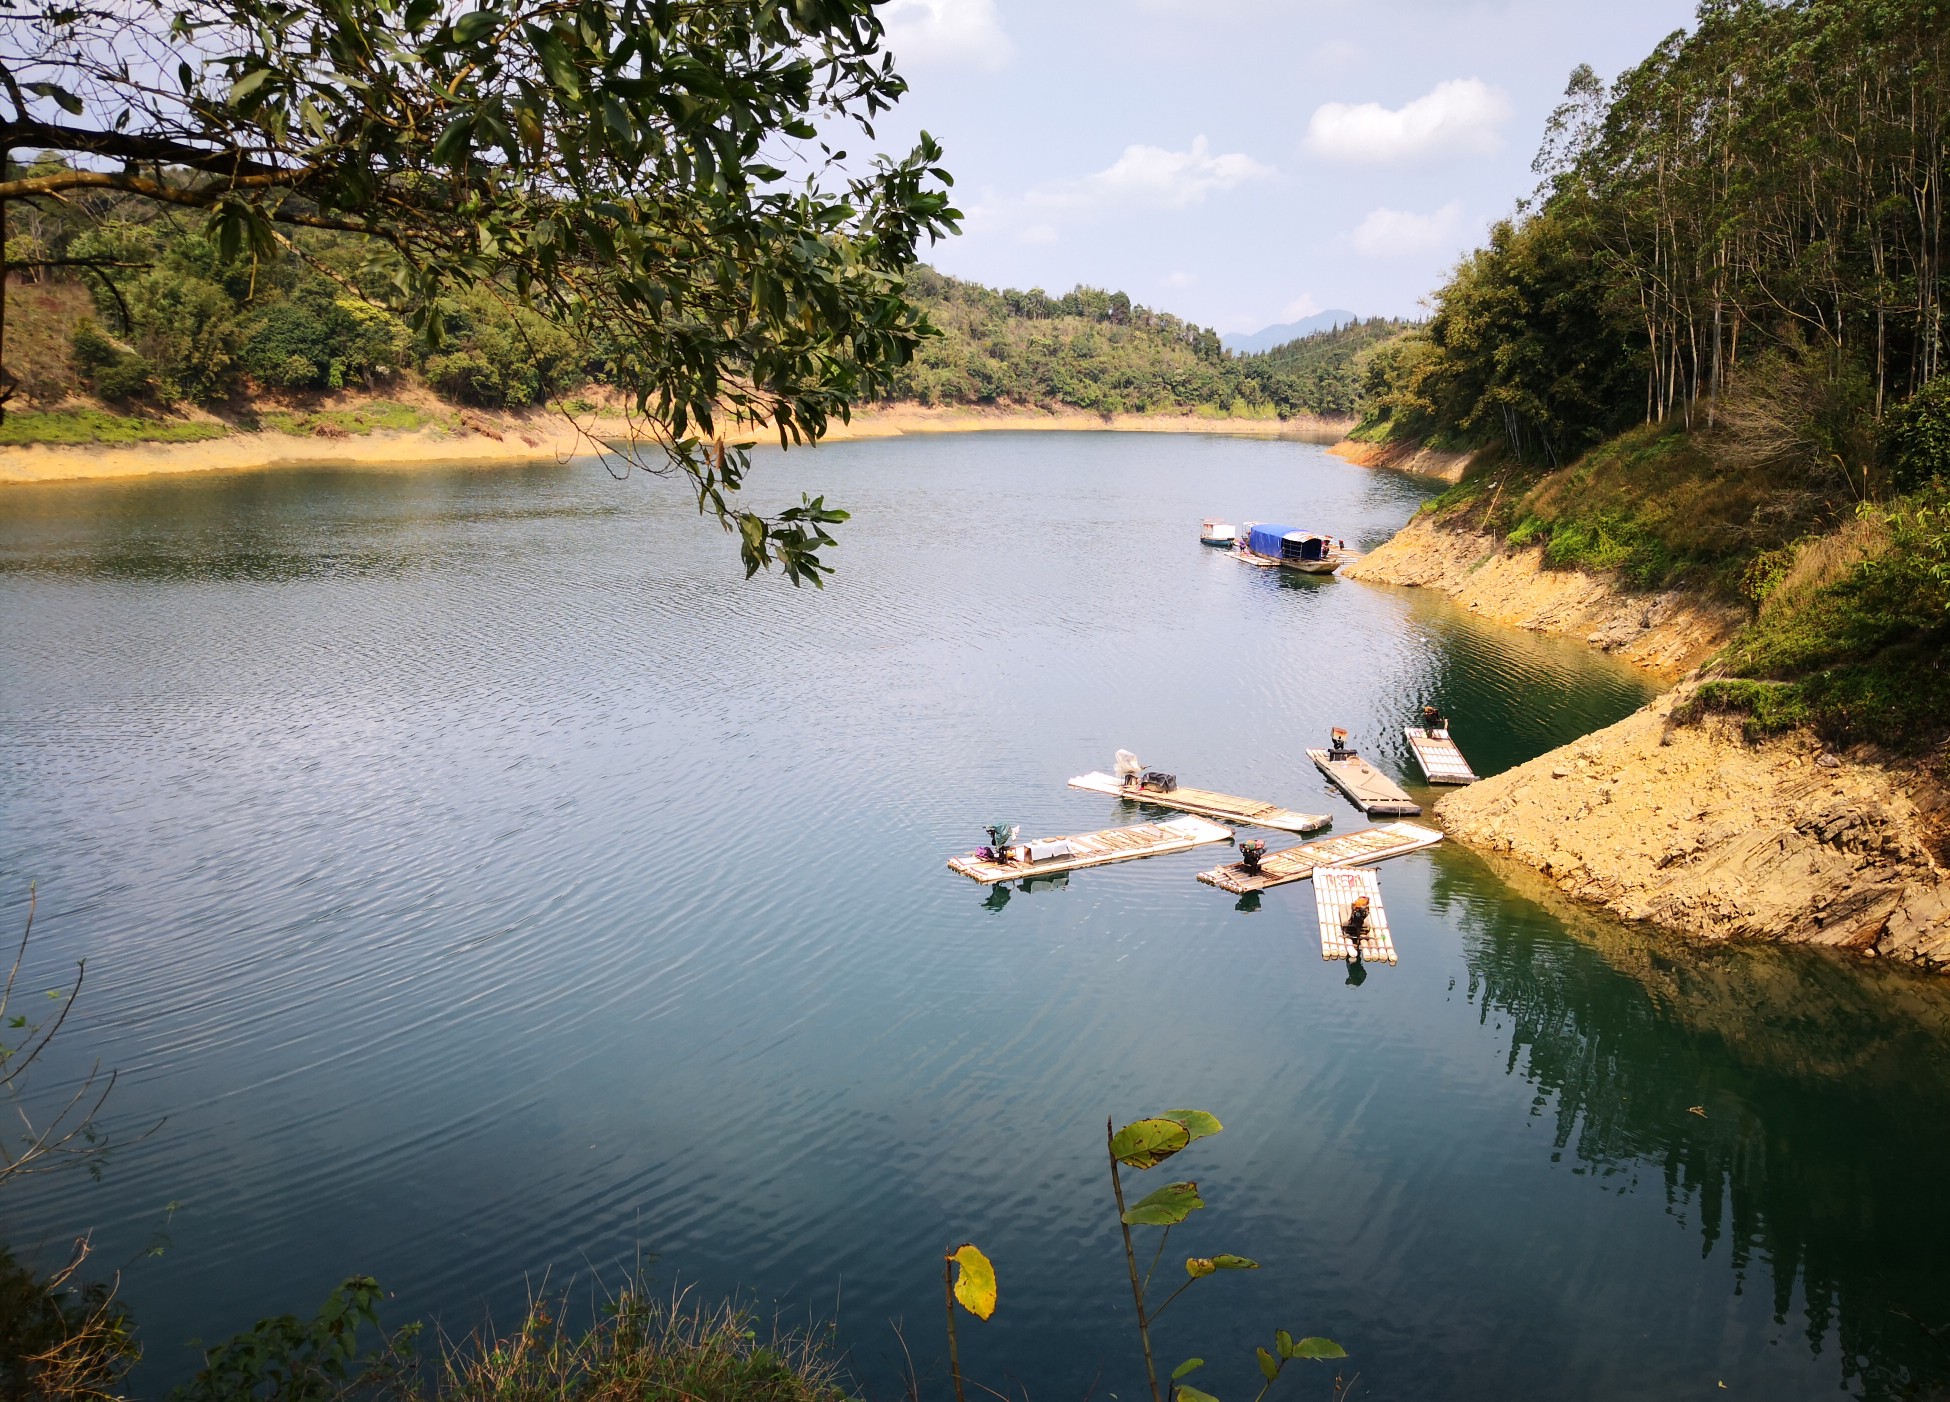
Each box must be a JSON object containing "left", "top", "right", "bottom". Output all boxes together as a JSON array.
[
  {"left": 1068, "top": 772, "right": 1331, "bottom": 834},
  {"left": 1404, "top": 728, "right": 1477, "bottom": 785},
  {"left": 1197, "top": 821, "right": 1443, "bottom": 894},
  {"left": 947, "top": 815, "right": 1232, "bottom": 885},
  {"left": 1307, "top": 748, "right": 1421, "bottom": 816},
  {"left": 1314, "top": 867, "right": 1397, "bottom": 965}
]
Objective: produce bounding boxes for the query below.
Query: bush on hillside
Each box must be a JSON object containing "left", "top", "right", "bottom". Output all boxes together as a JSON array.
[{"left": 1886, "top": 378, "right": 1950, "bottom": 494}]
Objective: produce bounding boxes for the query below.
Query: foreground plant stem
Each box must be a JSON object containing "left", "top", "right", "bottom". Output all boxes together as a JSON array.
[
  {"left": 942, "top": 1255, "right": 966, "bottom": 1402},
  {"left": 1108, "top": 1117, "right": 1163, "bottom": 1402}
]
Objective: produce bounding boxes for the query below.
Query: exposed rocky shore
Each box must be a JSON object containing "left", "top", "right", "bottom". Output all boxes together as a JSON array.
[
  {"left": 1344, "top": 512, "right": 1743, "bottom": 678},
  {"left": 1347, "top": 507, "right": 1950, "bottom": 973},
  {"left": 1438, "top": 691, "right": 1950, "bottom": 970}
]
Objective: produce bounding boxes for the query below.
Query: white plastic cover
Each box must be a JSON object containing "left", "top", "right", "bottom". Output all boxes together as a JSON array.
[{"left": 1113, "top": 749, "right": 1143, "bottom": 781}]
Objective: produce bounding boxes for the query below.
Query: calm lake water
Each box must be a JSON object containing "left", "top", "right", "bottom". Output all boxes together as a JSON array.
[{"left": 4, "top": 432, "right": 1950, "bottom": 1401}]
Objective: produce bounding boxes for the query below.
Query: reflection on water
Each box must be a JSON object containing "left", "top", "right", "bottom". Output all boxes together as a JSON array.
[
  {"left": 2, "top": 433, "right": 1946, "bottom": 1402},
  {"left": 1442, "top": 851, "right": 1950, "bottom": 1400}
]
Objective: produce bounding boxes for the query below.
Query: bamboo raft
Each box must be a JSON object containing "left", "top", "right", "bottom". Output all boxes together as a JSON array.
[
  {"left": 1307, "top": 748, "right": 1422, "bottom": 816},
  {"left": 947, "top": 815, "right": 1232, "bottom": 885},
  {"left": 1196, "top": 821, "right": 1443, "bottom": 894},
  {"left": 1067, "top": 772, "right": 1331, "bottom": 834},
  {"left": 1314, "top": 867, "right": 1396, "bottom": 964},
  {"left": 1404, "top": 728, "right": 1478, "bottom": 785}
]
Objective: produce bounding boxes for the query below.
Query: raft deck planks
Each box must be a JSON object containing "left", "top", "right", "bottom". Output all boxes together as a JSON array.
[
  {"left": 1197, "top": 821, "right": 1443, "bottom": 894},
  {"left": 1313, "top": 866, "right": 1397, "bottom": 964},
  {"left": 1404, "top": 728, "right": 1477, "bottom": 785},
  {"left": 1307, "top": 748, "right": 1422, "bottom": 816},
  {"left": 1068, "top": 772, "right": 1331, "bottom": 834},
  {"left": 948, "top": 815, "right": 1232, "bottom": 885}
]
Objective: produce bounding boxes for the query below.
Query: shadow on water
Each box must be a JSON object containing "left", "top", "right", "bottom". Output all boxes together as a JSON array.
[{"left": 1436, "top": 847, "right": 1950, "bottom": 1401}]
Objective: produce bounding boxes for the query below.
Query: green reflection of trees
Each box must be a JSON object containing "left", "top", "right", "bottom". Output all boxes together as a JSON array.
[{"left": 1431, "top": 849, "right": 1950, "bottom": 1400}]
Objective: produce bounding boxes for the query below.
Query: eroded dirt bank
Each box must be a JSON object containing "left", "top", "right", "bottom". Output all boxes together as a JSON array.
[
  {"left": 1343, "top": 512, "right": 1743, "bottom": 677},
  {"left": 1343, "top": 508, "right": 1950, "bottom": 972},
  {"left": 1436, "top": 692, "right": 1950, "bottom": 971}
]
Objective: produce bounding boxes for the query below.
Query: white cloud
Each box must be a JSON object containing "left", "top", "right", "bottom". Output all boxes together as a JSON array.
[
  {"left": 1017, "top": 223, "right": 1059, "bottom": 246},
  {"left": 1056, "top": 136, "right": 1273, "bottom": 212},
  {"left": 1162, "top": 271, "right": 1197, "bottom": 289},
  {"left": 882, "top": 0, "right": 1012, "bottom": 71},
  {"left": 1350, "top": 201, "right": 1468, "bottom": 257},
  {"left": 1305, "top": 79, "right": 1511, "bottom": 163},
  {"left": 1282, "top": 293, "right": 1321, "bottom": 320}
]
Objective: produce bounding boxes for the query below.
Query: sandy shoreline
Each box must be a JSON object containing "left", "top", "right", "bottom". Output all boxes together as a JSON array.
[{"left": 0, "top": 404, "right": 1355, "bottom": 487}]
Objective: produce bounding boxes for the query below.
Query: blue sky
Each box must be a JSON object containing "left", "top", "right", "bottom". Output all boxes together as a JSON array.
[{"left": 865, "top": 0, "right": 1700, "bottom": 333}]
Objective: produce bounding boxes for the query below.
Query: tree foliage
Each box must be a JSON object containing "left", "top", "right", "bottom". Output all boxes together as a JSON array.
[
  {"left": 1365, "top": 0, "right": 1948, "bottom": 483},
  {"left": 890, "top": 268, "right": 1412, "bottom": 420},
  {"left": 0, "top": 0, "right": 959, "bottom": 581}
]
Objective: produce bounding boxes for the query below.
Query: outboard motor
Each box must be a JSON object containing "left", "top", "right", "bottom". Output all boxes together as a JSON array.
[
  {"left": 981, "top": 822, "right": 1020, "bottom": 863},
  {"left": 1238, "top": 839, "right": 1266, "bottom": 874}
]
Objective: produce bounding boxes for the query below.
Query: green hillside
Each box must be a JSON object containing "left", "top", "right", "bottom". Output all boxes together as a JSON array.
[{"left": 886, "top": 267, "right": 1413, "bottom": 419}]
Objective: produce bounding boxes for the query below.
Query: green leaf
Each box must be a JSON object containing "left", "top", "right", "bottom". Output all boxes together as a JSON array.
[
  {"left": 947, "top": 1243, "right": 996, "bottom": 1321},
  {"left": 1257, "top": 1347, "right": 1280, "bottom": 1382},
  {"left": 1176, "top": 1387, "right": 1220, "bottom": 1402},
  {"left": 226, "top": 68, "right": 271, "bottom": 103},
  {"left": 452, "top": 8, "right": 500, "bottom": 43},
  {"left": 1160, "top": 1109, "right": 1223, "bottom": 1143},
  {"left": 1209, "top": 1254, "right": 1259, "bottom": 1270},
  {"left": 1289, "top": 1338, "right": 1347, "bottom": 1361},
  {"left": 26, "top": 81, "right": 85, "bottom": 115},
  {"left": 1121, "top": 1181, "right": 1203, "bottom": 1226},
  {"left": 1111, "top": 1117, "right": 1191, "bottom": 1169},
  {"left": 1172, "top": 1359, "right": 1205, "bottom": 1382},
  {"left": 1274, "top": 1330, "right": 1295, "bottom": 1359}
]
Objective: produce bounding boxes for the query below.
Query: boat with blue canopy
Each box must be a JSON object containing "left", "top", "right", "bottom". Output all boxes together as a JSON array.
[{"left": 1233, "top": 522, "right": 1346, "bottom": 574}]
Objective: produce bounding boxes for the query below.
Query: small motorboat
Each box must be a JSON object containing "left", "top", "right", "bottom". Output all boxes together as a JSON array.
[{"left": 1200, "top": 518, "right": 1237, "bottom": 547}]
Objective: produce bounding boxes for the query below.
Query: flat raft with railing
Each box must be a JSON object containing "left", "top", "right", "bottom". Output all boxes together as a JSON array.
[
  {"left": 1404, "top": 727, "right": 1478, "bottom": 784},
  {"left": 1067, "top": 771, "right": 1331, "bottom": 833},
  {"left": 1197, "top": 821, "right": 1443, "bottom": 894}
]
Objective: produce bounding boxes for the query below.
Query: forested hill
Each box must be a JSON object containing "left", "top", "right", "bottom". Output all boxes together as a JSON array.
[
  {"left": 886, "top": 266, "right": 1412, "bottom": 419},
  {"left": 1359, "top": 0, "right": 1950, "bottom": 749}
]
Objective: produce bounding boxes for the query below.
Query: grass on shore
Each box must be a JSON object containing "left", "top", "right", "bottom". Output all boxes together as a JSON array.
[
  {"left": 0, "top": 408, "right": 229, "bottom": 446},
  {"left": 1677, "top": 491, "right": 1950, "bottom": 750},
  {"left": 250, "top": 400, "right": 454, "bottom": 437},
  {"left": 428, "top": 1289, "right": 854, "bottom": 1402}
]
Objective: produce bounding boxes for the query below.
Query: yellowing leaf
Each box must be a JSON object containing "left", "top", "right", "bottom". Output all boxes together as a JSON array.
[
  {"left": 1111, "top": 1117, "right": 1192, "bottom": 1169},
  {"left": 1289, "top": 1337, "right": 1347, "bottom": 1361},
  {"left": 1257, "top": 1347, "right": 1280, "bottom": 1381},
  {"left": 1186, "top": 1257, "right": 1217, "bottom": 1278},
  {"left": 1209, "top": 1254, "right": 1259, "bottom": 1271},
  {"left": 1172, "top": 1359, "right": 1205, "bottom": 1381},
  {"left": 1176, "top": 1387, "right": 1221, "bottom": 1402},
  {"left": 948, "top": 1243, "right": 996, "bottom": 1321}
]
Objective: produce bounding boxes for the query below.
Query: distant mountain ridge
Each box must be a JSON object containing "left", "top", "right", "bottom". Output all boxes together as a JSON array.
[{"left": 1223, "top": 311, "right": 1360, "bottom": 355}]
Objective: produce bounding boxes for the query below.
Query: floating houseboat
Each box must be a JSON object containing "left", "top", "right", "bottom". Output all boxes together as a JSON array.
[
  {"left": 1232, "top": 522, "right": 1345, "bottom": 574},
  {"left": 1200, "top": 518, "right": 1238, "bottom": 547}
]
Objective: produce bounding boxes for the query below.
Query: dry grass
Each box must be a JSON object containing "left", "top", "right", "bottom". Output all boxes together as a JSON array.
[
  {"left": 4, "top": 282, "right": 94, "bottom": 405},
  {"left": 1759, "top": 515, "right": 1891, "bottom": 619},
  {"left": 430, "top": 1287, "right": 855, "bottom": 1402}
]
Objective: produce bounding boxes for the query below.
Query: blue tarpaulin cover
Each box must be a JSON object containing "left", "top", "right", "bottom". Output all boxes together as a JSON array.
[{"left": 1246, "top": 524, "right": 1299, "bottom": 558}]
